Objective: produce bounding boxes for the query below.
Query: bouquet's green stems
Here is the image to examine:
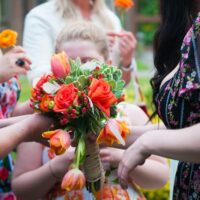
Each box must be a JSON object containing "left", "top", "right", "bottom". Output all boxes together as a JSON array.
[{"left": 74, "top": 136, "right": 86, "bottom": 168}]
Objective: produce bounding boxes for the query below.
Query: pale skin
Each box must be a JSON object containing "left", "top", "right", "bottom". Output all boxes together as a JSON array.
[
  {"left": 0, "top": 114, "right": 53, "bottom": 159},
  {"left": 0, "top": 46, "right": 34, "bottom": 116},
  {"left": 72, "top": 0, "right": 136, "bottom": 85},
  {"left": 12, "top": 40, "right": 169, "bottom": 199},
  {"left": 0, "top": 46, "right": 31, "bottom": 83}
]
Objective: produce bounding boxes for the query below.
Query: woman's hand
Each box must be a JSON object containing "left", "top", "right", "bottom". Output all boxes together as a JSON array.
[
  {"left": 100, "top": 147, "right": 124, "bottom": 168},
  {"left": 50, "top": 146, "right": 75, "bottom": 179},
  {"left": 107, "top": 31, "right": 137, "bottom": 67},
  {"left": 0, "top": 46, "right": 31, "bottom": 82},
  {"left": 23, "top": 114, "right": 54, "bottom": 145},
  {"left": 118, "top": 135, "right": 150, "bottom": 189}
]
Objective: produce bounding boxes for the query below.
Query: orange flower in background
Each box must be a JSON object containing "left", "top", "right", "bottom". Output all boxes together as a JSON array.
[
  {"left": 42, "top": 129, "right": 71, "bottom": 155},
  {"left": 54, "top": 83, "right": 78, "bottom": 112},
  {"left": 0, "top": 29, "right": 17, "bottom": 48},
  {"left": 61, "top": 168, "right": 86, "bottom": 192},
  {"left": 40, "top": 94, "right": 54, "bottom": 112},
  {"left": 51, "top": 51, "right": 71, "bottom": 78},
  {"left": 88, "top": 78, "right": 117, "bottom": 117},
  {"left": 114, "top": 0, "right": 134, "bottom": 10},
  {"left": 96, "top": 119, "right": 129, "bottom": 146},
  {"left": 94, "top": 184, "right": 130, "bottom": 200}
]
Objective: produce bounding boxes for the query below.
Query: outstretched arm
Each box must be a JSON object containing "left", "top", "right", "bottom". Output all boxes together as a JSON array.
[
  {"left": 12, "top": 142, "right": 74, "bottom": 200},
  {"left": 118, "top": 123, "right": 200, "bottom": 188},
  {"left": 0, "top": 114, "right": 52, "bottom": 159}
]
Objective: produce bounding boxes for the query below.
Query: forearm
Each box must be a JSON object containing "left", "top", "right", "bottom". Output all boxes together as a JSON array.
[
  {"left": 130, "top": 157, "right": 169, "bottom": 189},
  {"left": 125, "top": 123, "right": 165, "bottom": 147},
  {"left": 0, "top": 119, "right": 31, "bottom": 158},
  {"left": 0, "top": 114, "right": 52, "bottom": 158},
  {"left": 144, "top": 123, "right": 200, "bottom": 163},
  {"left": 0, "top": 115, "right": 30, "bottom": 128},
  {"left": 12, "top": 101, "right": 34, "bottom": 116},
  {"left": 12, "top": 161, "right": 58, "bottom": 199},
  {"left": 12, "top": 154, "right": 72, "bottom": 199}
]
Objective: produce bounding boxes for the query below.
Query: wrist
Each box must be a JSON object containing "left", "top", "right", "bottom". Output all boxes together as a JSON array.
[
  {"left": 139, "top": 133, "right": 153, "bottom": 157},
  {"left": 121, "top": 62, "right": 134, "bottom": 72}
]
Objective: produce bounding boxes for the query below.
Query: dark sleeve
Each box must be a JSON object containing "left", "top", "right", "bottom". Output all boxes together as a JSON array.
[{"left": 178, "top": 15, "right": 200, "bottom": 99}]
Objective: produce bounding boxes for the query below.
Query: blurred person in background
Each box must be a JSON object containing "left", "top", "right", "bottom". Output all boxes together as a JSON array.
[{"left": 23, "top": 0, "right": 136, "bottom": 84}]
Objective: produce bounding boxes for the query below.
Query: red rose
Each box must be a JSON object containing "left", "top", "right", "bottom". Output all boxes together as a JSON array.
[
  {"left": 88, "top": 78, "right": 117, "bottom": 117},
  {"left": 54, "top": 84, "right": 78, "bottom": 112},
  {"left": 0, "top": 167, "right": 9, "bottom": 181}
]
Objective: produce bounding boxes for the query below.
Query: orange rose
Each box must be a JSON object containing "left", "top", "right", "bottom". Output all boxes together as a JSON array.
[
  {"left": 114, "top": 0, "right": 134, "bottom": 9},
  {"left": 88, "top": 78, "right": 117, "bottom": 117},
  {"left": 51, "top": 51, "right": 71, "bottom": 78},
  {"left": 0, "top": 29, "right": 17, "bottom": 48},
  {"left": 54, "top": 83, "right": 78, "bottom": 112},
  {"left": 39, "top": 94, "right": 54, "bottom": 112}
]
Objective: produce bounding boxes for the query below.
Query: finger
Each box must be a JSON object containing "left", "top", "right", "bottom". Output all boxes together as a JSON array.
[
  {"left": 99, "top": 148, "right": 109, "bottom": 156},
  {"left": 107, "top": 35, "right": 116, "bottom": 43},
  {"left": 12, "top": 67, "right": 27, "bottom": 76},
  {"left": 120, "top": 31, "right": 136, "bottom": 41},
  {"left": 10, "top": 46, "right": 26, "bottom": 53},
  {"left": 15, "top": 54, "right": 32, "bottom": 65},
  {"left": 107, "top": 32, "right": 123, "bottom": 37},
  {"left": 101, "top": 156, "right": 110, "bottom": 162},
  {"left": 121, "top": 36, "right": 136, "bottom": 46}
]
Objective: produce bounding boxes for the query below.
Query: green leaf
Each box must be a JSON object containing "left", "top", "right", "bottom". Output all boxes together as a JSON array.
[
  {"left": 65, "top": 76, "right": 74, "bottom": 84},
  {"left": 107, "top": 80, "right": 116, "bottom": 90},
  {"left": 77, "top": 75, "right": 89, "bottom": 88}
]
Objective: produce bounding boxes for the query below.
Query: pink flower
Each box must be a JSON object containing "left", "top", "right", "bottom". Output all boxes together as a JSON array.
[{"left": 51, "top": 51, "right": 71, "bottom": 78}]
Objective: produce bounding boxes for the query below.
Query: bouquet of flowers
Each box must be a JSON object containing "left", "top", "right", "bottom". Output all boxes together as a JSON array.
[{"left": 30, "top": 52, "right": 129, "bottom": 197}]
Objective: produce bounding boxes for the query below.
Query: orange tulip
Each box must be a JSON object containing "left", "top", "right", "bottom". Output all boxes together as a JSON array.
[
  {"left": 96, "top": 119, "right": 129, "bottom": 146},
  {"left": 61, "top": 168, "right": 86, "bottom": 192},
  {"left": 42, "top": 129, "right": 71, "bottom": 155},
  {"left": 51, "top": 51, "right": 71, "bottom": 78},
  {"left": 0, "top": 29, "right": 17, "bottom": 48},
  {"left": 114, "top": 0, "right": 134, "bottom": 10}
]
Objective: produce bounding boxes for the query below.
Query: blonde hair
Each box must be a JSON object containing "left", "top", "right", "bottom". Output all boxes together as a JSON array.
[
  {"left": 56, "top": 21, "right": 109, "bottom": 60},
  {"left": 54, "top": 0, "right": 116, "bottom": 31}
]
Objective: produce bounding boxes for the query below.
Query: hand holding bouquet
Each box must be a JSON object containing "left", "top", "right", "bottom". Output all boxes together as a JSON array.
[{"left": 30, "top": 52, "right": 129, "bottom": 196}]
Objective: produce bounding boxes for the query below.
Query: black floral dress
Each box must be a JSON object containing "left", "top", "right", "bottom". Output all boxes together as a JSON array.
[{"left": 156, "top": 13, "right": 200, "bottom": 200}]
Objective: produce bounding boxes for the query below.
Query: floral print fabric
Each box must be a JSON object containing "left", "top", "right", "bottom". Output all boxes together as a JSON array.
[
  {"left": 156, "top": 13, "right": 200, "bottom": 199},
  {"left": 0, "top": 77, "right": 20, "bottom": 200}
]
